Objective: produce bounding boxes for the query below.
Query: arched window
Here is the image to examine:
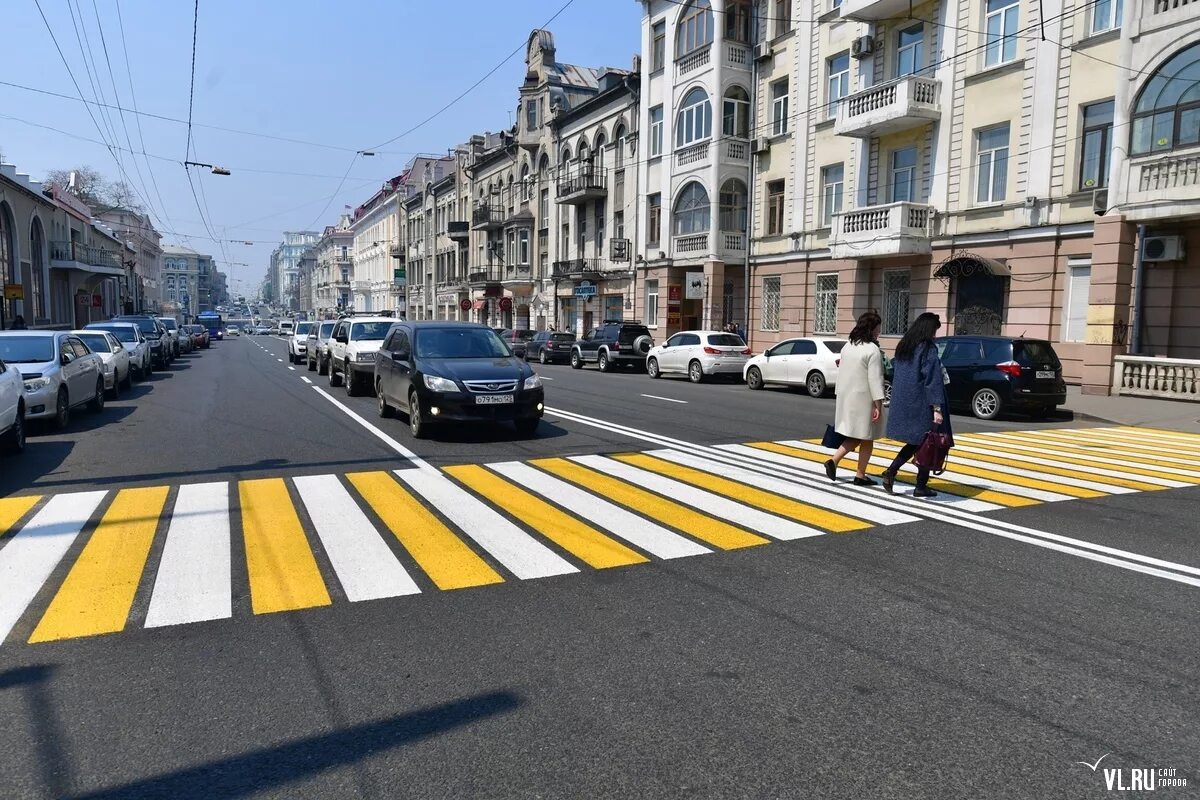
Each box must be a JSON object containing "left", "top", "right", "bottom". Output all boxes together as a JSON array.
[
  {"left": 673, "top": 182, "right": 711, "bottom": 235},
  {"left": 1131, "top": 42, "right": 1200, "bottom": 155},
  {"left": 30, "top": 217, "right": 46, "bottom": 321},
  {"left": 520, "top": 163, "right": 531, "bottom": 202},
  {"left": 614, "top": 124, "right": 627, "bottom": 169},
  {"left": 722, "top": 87, "right": 751, "bottom": 138},
  {"left": 676, "top": 0, "right": 713, "bottom": 56},
  {"left": 676, "top": 87, "right": 713, "bottom": 147},
  {"left": 719, "top": 179, "right": 748, "bottom": 232},
  {"left": 595, "top": 133, "right": 607, "bottom": 174},
  {"left": 724, "top": 0, "right": 753, "bottom": 43}
]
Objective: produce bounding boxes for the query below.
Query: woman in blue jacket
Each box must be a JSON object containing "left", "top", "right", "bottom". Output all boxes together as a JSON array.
[{"left": 882, "top": 312, "right": 954, "bottom": 497}]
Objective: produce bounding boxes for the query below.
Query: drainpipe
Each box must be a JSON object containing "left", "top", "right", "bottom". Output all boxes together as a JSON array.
[
  {"left": 1129, "top": 224, "right": 1146, "bottom": 355},
  {"left": 745, "top": 15, "right": 761, "bottom": 341}
]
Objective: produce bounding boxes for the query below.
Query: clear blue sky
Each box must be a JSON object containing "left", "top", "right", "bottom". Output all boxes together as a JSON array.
[{"left": 1, "top": 0, "right": 641, "bottom": 296}]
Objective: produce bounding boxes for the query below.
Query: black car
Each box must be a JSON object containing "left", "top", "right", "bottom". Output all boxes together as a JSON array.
[
  {"left": 375, "top": 321, "right": 544, "bottom": 439},
  {"left": 492, "top": 328, "right": 535, "bottom": 360},
  {"left": 936, "top": 336, "right": 1067, "bottom": 420},
  {"left": 526, "top": 331, "right": 576, "bottom": 364},
  {"left": 570, "top": 320, "right": 654, "bottom": 372},
  {"left": 112, "top": 315, "right": 170, "bottom": 368}
]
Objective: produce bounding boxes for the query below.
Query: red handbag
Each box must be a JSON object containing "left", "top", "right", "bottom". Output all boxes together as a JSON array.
[{"left": 914, "top": 429, "right": 952, "bottom": 475}]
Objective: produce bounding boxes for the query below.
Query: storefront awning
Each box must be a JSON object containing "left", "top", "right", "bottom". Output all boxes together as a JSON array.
[
  {"left": 471, "top": 300, "right": 487, "bottom": 310},
  {"left": 934, "top": 253, "right": 1012, "bottom": 280}
]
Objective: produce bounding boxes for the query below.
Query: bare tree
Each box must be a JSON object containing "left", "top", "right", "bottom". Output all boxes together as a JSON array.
[{"left": 41, "top": 166, "right": 144, "bottom": 211}]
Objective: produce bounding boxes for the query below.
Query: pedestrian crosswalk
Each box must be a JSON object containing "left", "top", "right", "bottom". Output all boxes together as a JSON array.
[{"left": 1, "top": 425, "right": 1198, "bottom": 647}]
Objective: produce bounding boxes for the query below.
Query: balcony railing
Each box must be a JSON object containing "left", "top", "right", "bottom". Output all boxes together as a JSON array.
[
  {"left": 722, "top": 232, "right": 747, "bottom": 252},
  {"left": 471, "top": 204, "right": 504, "bottom": 230},
  {"left": 468, "top": 270, "right": 500, "bottom": 286},
  {"left": 447, "top": 221, "right": 470, "bottom": 241},
  {"left": 725, "top": 43, "right": 750, "bottom": 69},
  {"left": 551, "top": 259, "right": 602, "bottom": 279},
  {"left": 556, "top": 170, "right": 608, "bottom": 204},
  {"left": 1123, "top": 152, "right": 1200, "bottom": 220},
  {"left": 829, "top": 201, "right": 935, "bottom": 259},
  {"left": 50, "top": 240, "right": 123, "bottom": 270},
  {"left": 834, "top": 76, "right": 941, "bottom": 138},
  {"left": 673, "top": 234, "right": 709, "bottom": 255},
  {"left": 675, "top": 142, "right": 710, "bottom": 169},
  {"left": 724, "top": 139, "right": 749, "bottom": 162},
  {"left": 1113, "top": 356, "right": 1200, "bottom": 401},
  {"left": 676, "top": 47, "right": 711, "bottom": 77},
  {"left": 502, "top": 265, "right": 534, "bottom": 284}
]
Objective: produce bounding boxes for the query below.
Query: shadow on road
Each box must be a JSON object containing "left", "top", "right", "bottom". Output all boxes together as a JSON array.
[
  {"left": 0, "top": 439, "right": 73, "bottom": 497},
  {"left": 422, "top": 418, "right": 570, "bottom": 444},
  {"left": 0, "top": 665, "right": 70, "bottom": 799}
]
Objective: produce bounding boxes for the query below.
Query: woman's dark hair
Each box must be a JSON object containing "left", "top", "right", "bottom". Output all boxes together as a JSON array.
[
  {"left": 894, "top": 312, "right": 941, "bottom": 361},
  {"left": 848, "top": 311, "right": 881, "bottom": 345}
]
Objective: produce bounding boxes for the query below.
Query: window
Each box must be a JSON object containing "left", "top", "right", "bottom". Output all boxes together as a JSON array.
[
  {"left": 890, "top": 146, "right": 918, "bottom": 202},
  {"left": 676, "top": 0, "right": 714, "bottom": 56},
  {"left": 719, "top": 179, "right": 748, "bottom": 232},
  {"left": 595, "top": 200, "right": 606, "bottom": 254},
  {"left": 614, "top": 210, "right": 625, "bottom": 241},
  {"left": 814, "top": 274, "right": 838, "bottom": 334},
  {"left": 725, "top": 0, "right": 752, "bottom": 43},
  {"left": 985, "top": 0, "right": 1019, "bottom": 67},
  {"left": 29, "top": 220, "right": 45, "bottom": 321},
  {"left": 675, "top": 88, "right": 713, "bottom": 147},
  {"left": 517, "top": 229, "right": 530, "bottom": 266},
  {"left": 820, "top": 164, "right": 844, "bottom": 227},
  {"left": 650, "top": 106, "right": 664, "bottom": 157},
  {"left": 648, "top": 194, "right": 662, "bottom": 246},
  {"left": 1091, "top": 0, "right": 1122, "bottom": 34},
  {"left": 827, "top": 53, "right": 850, "bottom": 114},
  {"left": 1079, "top": 100, "right": 1114, "bottom": 190},
  {"left": 897, "top": 24, "right": 924, "bottom": 76},
  {"left": 540, "top": 188, "right": 550, "bottom": 227},
  {"left": 0, "top": 211, "right": 10, "bottom": 326},
  {"left": 761, "top": 276, "right": 781, "bottom": 330},
  {"left": 646, "top": 279, "right": 660, "bottom": 326},
  {"left": 1130, "top": 43, "right": 1200, "bottom": 155},
  {"left": 771, "top": 79, "right": 790, "bottom": 136},
  {"left": 1062, "top": 260, "right": 1091, "bottom": 342},
  {"left": 526, "top": 99, "right": 539, "bottom": 132},
  {"left": 793, "top": 340, "right": 818, "bottom": 355},
  {"left": 652, "top": 21, "right": 666, "bottom": 71},
  {"left": 774, "top": 0, "right": 792, "bottom": 35},
  {"left": 766, "top": 180, "right": 785, "bottom": 235},
  {"left": 883, "top": 271, "right": 911, "bottom": 336},
  {"left": 673, "top": 183, "right": 711, "bottom": 235},
  {"left": 614, "top": 125, "right": 627, "bottom": 169},
  {"left": 722, "top": 87, "right": 751, "bottom": 138},
  {"left": 975, "top": 124, "right": 1010, "bottom": 204}
]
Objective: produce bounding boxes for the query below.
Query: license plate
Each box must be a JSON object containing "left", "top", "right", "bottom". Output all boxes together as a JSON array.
[
  {"left": 475, "top": 394, "right": 514, "bottom": 405},
  {"left": 1036, "top": 370, "right": 1055, "bottom": 379}
]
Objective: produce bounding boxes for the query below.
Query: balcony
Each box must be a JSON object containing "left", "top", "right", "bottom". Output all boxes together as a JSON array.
[
  {"left": 1122, "top": 152, "right": 1200, "bottom": 221},
  {"left": 724, "top": 138, "right": 750, "bottom": 162},
  {"left": 834, "top": 76, "right": 941, "bottom": 139},
  {"left": 725, "top": 42, "right": 750, "bottom": 70},
  {"left": 556, "top": 170, "right": 607, "bottom": 205},
  {"left": 551, "top": 259, "right": 603, "bottom": 280},
  {"left": 468, "top": 270, "right": 500, "bottom": 287},
  {"left": 471, "top": 204, "right": 504, "bottom": 230},
  {"left": 447, "top": 221, "right": 470, "bottom": 241},
  {"left": 502, "top": 265, "right": 535, "bottom": 286},
  {"left": 1114, "top": 356, "right": 1200, "bottom": 401},
  {"left": 829, "top": 202, "right": 935, "bottom": 259},
  {"left": 50, "top": 240, "right": 124, "bottom": 274},
  {"left": 389, "top": 244, "right": 405, "bottom": 260},
  {"left": 721, "top": 232, "right": 747, "bottom": 253},
  {"left": 333, "top": 253, "right": 354, "bottom": 264},
  {"left": 674, "top": 142, "right": 711, "bottom": 170},
  {"left": 672, "top": 234, "right": 709, "bottom": 257},
  {"left": 676, "top": 47, "right": 711, "bottom": 77},
  {"left": 839, "top": 0, "right": 917, "bottom": 20}
]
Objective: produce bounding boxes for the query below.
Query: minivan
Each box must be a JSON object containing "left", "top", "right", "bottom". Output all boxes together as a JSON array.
[{"left": 936, "top": 336, "right": 1067, "bottom": 419}]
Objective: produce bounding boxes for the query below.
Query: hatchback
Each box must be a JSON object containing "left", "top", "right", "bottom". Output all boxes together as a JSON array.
[
  {"left": 937, "top": 336, "right": 1067, "bottom": 419},
  {"left": 526, "top": 331, "right": 576, "bottom": 364},
  {"left": 743, "top": 337, "right": 846, "bottom": 396}
]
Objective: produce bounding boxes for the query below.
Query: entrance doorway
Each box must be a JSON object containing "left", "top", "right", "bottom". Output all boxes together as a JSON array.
[{"left": 953, "top": 273, "right": 1007, "bottom": 336}]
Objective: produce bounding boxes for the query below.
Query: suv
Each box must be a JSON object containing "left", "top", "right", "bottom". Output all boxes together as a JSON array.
[
  {"left": 288, "top": 321, "right": 315, "bottom": 364},
  {"left": 306, "top": 320, "right": 337, "bottom": 374},
  {"left": 279, "top": 320, "right": 295, "bottom": 337},
  {"left": 328, "top": 316, "right": 395, "bottom": 396},
  {"left": 937, "top": 336, "right": 1067, "bottom": 420},
  {"left": 570, "top": 320, "right": 654, "bottom": 372},
  {"left": 0, "top": 355, "right": 25, "bottom": 454},
  {"left": 114, "top": 315, "right": 170, "bottom": 368}
]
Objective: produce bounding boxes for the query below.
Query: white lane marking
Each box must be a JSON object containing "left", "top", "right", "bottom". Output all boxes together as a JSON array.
[
  {"left": 489, "top": 462, "right": 710, "bottom": 559},
  {"left": 301, "top": 377, "right": 313, "bottom": 384},
  {"left": 145, "top": 483, "right": 232, "bottom": 628},
  {"left": 1084, "top": 427, "right": 1200, "bottom": 447},
  {"left": 961, "top": 432, "right": 1200, "bottom": 479},
  {"left": 276, "top": 358, "right": 284, "bottom": 362},
  {"left": 0, "top": 491, "right": 108, "bottom": 642},
  {"left": 310, "top": 386, "right": 436, "bottom": 474},
  {"left": 640, "top": 394, "right": 688, "bottom": 404},
  {"left": 287, "top": 366, "right": 296, "bottom": 371},
  {"left": 539, "top": 376, "right": 553, "bottom": 380},
  {"left": 293, "top": 475, "right": 420, "bottom": 601},
  {"left": 395, "top": 470, "right": 578, "bottom": 580},
  {"left": 945, "top": 442, "right": 1190, "bottom": 488},
  {"left": 572, "top": 454, "right": 823, "bottom": 540}
]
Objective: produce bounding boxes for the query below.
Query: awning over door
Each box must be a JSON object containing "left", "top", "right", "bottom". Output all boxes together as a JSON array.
[
  {"left": 934, "top": 253, "right": 1012, "bottom": 280},
  {"left": 471, "top": 300, "right": 487, "bottom": 310}
]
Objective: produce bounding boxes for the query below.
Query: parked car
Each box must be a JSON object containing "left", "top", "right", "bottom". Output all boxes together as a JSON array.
[
  {"left": 113, "top": 315, "right": 170, "bottom": 368},
  {"left": 279, "top": 320, "right": 295, "bottom": 337},
  {"left": 570, "top": 320, "right": 655, "bottom": 372},
  {"left": 492, "top": 328, "right": 535, "bottom": 359},
  {"left": 177, "top": 325, "right": 195, "bottom": 354},
  {"left": 375, "top": 321, "right": 543, "bottom": 439},
  {"left": 0, "top": 331, "right": 106, "bottom": 429},
  {"left": 157, "top": 317, "right": 182, "bottom": 357},
  {"left": 288, "top": 321, "right": 315, "bottom": 363},
  {"left": 743, "top": 337, "right": 846, "bottom": 397},
  {"left": 646, "top": 330, "right": 752, "bottom": 383},
  {"left": 526, "top": 331, "right": 576, "bottom": 364},
  {"left": 936, "top": 336, "right": 1067, "bottom": 419},
  {"left": 186, "top": 325, "right": 211, "bottom": 349},
  {"left": 85, "top": 322, "right": 152, "bottom": 378},
  {"left": 327, "top": 316, "right": 395, "bottom": 395},
  {"left": 306, "top": 320, "right": 337, "bottom": 374},
  {"left": 0, "top": 355, "right": 25, "bottom": 454},
  {"left": 72, "top": 330, "right": 133, "bottom": 397}
]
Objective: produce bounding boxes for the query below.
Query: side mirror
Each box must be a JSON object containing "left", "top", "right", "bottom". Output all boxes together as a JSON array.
[
  {"left": 336, "top": 334, "right": 348, "bottom": 344},
  {"left": 60, "top": 353, "right": 73, "bottom": 366},
  {"left": 392, "top": 349, "right": 410, "bottom": 362}
]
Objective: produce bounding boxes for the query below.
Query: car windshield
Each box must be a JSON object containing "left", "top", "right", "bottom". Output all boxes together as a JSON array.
[
  {"left": 319, "top": 323, "right": 335, "bottom": 337},
  {"left": 550, "top": 333, "right": 575, "bottom": 343},
  {"left": 295, "top": 323, "right": 314, "bottom": 336},
  {"left": 350, "top": 321, "right": 392, "bottom": 341},
  {"left": 415, "top": 328, "right": 511, "bottom": 359},
  {"left": 159, "top": 319, "right": 178, "bottom": 330},
  {"left": 77, "top": 334, "right": 115, "bottom": 354},
  {"left": 1015, "top": 341, "right": 1061, "bottom": 368},
  {"left": 513, "top": 330, "right": 535, "bottom": 341},
  {"left": 823, "top": 341, "right": 846, "bottom": 353},
  {"left": 0, "top": 335, "right": 55, "bottom": 363},
  {"left": 707, "top": 334, "right": 745, "bottom": 347},
  {"left": 90, "top": 325, "right": 137, "bottom": 343},
  {"left": 117, "top": 317, "right": 158, "bottom": 335}
]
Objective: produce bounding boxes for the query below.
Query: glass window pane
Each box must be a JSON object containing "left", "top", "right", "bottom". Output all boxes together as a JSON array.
[{"left": 1178, "top": 106, "right": 1200, "bottom": 146}]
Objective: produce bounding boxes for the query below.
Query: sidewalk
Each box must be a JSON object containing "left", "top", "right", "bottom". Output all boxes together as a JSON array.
[{"left": 1061, "top": 386, "right": 1200, "bottom": 433}]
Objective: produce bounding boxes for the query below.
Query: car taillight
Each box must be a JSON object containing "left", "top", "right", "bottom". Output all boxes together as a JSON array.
[
  {"left": 997, "top": 361, "right": 1022, "bottom": 378},
  {"left": 703, "top": 346, "right": 721, "bottom": 355},
  {"left": 546, "top": 343, "right": 554, "bottom": 349},
  {"left": 741, "top": 348, "right": 752, "bottom": 355},
  {"left": 611, "top": 343, "right": 622, "bottom": 350}
]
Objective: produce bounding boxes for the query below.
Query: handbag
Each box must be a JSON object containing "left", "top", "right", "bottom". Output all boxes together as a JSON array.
[
  {"left": 821, "top": 424, "right": 846, "bottom": 450},
  {"left": 914, "top": 428, "right": 952, "bottom": 475}
]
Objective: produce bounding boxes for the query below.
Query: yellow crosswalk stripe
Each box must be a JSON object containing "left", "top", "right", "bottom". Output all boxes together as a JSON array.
[
  {"left": 1022, "top": 429, "right": 1200, "bottom": 465},
  {"left": 933, "top": 442, "right": 1165, "bottom": 492},
  {"left": 530, "top": 457, "right": 770, "bottom": 550},
  {"left": 0, "top": 496, "right": 40, "bottom": 538},
  {"left": 1079, "top": 427, "right": 1200, "bottom": 454},
  {"left": 445, "top": 465, "right": 649, "bottom": 569},
  {"left": 612, "top": 452, "right": 871, "bottom": 532},
  {"left": 29, "top": 486, "right": 169, "bottom": 643},
  {"left": 239, "top": 479, "right": 331, "bottom": 614},
  {"left": 957, "top": 433, "right": 1200, "bottom": 483},
  {"left": 1112, "top": 426, "right": 1200, "bottom": 448},
  {"left": 747, "top": 442, "right": 1039, "bottom": 508},
  {"left": 346, "top": 471, "right": 503, "bottom": 590}
]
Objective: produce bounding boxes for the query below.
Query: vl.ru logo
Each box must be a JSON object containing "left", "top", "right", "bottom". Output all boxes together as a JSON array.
[{"left": 1074, "top": 754, "right": 1188, "bottom": 791}]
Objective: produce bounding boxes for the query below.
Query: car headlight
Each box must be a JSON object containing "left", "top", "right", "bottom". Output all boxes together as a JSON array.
[
  {"left": 356, "top": 351, "right": 375, "bottom": 362},
  {"left": 424, "top": 375, "right": 458, "bottom": 393},
  {"left": 24, "top": 377, "right": 52, "bottom": 392},
  {"left": 523, "top": 374, "right": 542, "bottom": 390}
]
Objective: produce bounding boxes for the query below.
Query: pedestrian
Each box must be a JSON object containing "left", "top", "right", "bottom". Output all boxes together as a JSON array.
[
  {"left": 880, "top": 312, "right": 953, "bottom": 497},
  {"left": 824, "top": 311, "right": 886, "bottom": 486},
  {"left": 10, "top": 315, "right": 27, "bottom": 330}
]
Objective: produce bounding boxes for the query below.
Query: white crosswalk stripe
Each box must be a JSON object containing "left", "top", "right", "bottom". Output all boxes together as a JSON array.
[{"left": 145, "top": 482, "right": 233, "bottom": 629}]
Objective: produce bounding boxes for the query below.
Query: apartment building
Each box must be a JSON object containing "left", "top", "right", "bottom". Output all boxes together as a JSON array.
[
  {"left": 161, "top": 244, "right": 215, "bottom": 319},
  {"left": 268, "top": 231, "right": 319, "bottom": 310},
  {"left": 310, "top": 219, "right": 354, "bottom": 316},
  {"left": 95, "top": 206, "right": 163, "bottom": 314}
]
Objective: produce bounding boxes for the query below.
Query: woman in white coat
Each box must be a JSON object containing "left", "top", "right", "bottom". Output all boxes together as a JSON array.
[{"left": 824, "top": 311, "right": 886, "bottom": 486}]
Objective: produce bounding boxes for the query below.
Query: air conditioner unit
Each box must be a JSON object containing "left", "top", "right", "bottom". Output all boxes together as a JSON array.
[
  {"left": 1142, "top": 235, "right": 1185, "bottom": 262},
  {"left": 851, "top": 36, "right": 875, "bottom": 59},
  {"left": 1091, "top": 188, "right": 1108, "bottom": 216},
  {"left": 752, "top": 137, "right": 771, "bottom": 154},
  {"left": 754, "top": 42, "right": 773, "bottom": 61}
]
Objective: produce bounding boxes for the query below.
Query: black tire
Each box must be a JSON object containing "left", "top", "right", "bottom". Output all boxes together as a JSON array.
[
  {"left": 1029, "top": 404, "right": 1052, "bottom": 420},
  {"left": 88, "top": 378, "right": 106, "bottom": 413},
  {"left": 972, "top": 388, "right": 1003, "bottom": 420},
  {"left": 514, "top": 417, "right": 539, "bottom": 437},
  {"left": 570, "top": 350, "right": 583, "bottom": 369},
  {"left": 307, "top": 355, "right": 316, "bottom": 372},
  {"left": 318, "top": 355, "right": 328, "bottom": 376},
  {"left": 539, "top": 350, "right": 547, "bottom": 365},
  {"left": 746, "top": 366, "right": 764, "bottom": 390},
  {"left": 688, "top": 360, "right": 704, "bottom": 384},
  {"left": 646, "top": 357, "right": 661, "bottom": 379},
  {"left": 806, "top": 371, "right": 827, "bottom": 398},
  {"left": 377, "top": 381, "right": 393, "bottom": 418},
  {"left": 345, "top": 364, "right": 359, "bottom": 396},
  {"left": 598, "top": 351, "right": 610, "bottom": 373},
  {"left": 106, "top": 373, "right": 119, "bottom": 399},
  {"left": 122, "top": 368, "right": 133, "bottom": 391},
  {"left": 408, "top": 392, "right": 428, "bottom": 439},
  {"left": 328, "top": 360, "right": 343, "bottom": 387},
  {"left": 1, "top": 403, "right": 24, "bottom": 455},
  {"left": 53, "top": 389, "right": 70, "bottom": 430}
]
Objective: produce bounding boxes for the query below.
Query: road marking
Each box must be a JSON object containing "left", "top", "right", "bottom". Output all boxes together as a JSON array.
[
  {"left": 239, "top": 479, "right": 331, "bottom": 614},
  {"left": 145, "top": 482, "right": 233, "bottom": 628},
  {"left": 640, "top": 394, "right": 688, "bottom": 404},
  {"left": 0, "top": 491, "right": 107, "bottom": 643},
  {"left": 961, "top": 432, "right": 1200, "bottom": 479},
  {"left": 346, "top": 471, "right": 503, "bottom": 590},
  {"left": 301, "top": 377, "right": 312, "bottom": 384},
  {"left": 0, "top": 496, "right": 40, "bottom": 538},
  {"left": 287, "top": 366, "right": 296, "bottom": 371},
  {"left": 311, "top": 386, "right": 436, "bottom": 474},
  {"left": 293, "top": 475, "right": 420, "bottom": 601},
  {"left": 276, "top": 358, "right": 283, "bottom": 362},
  {"left": 539, "top": 376, "right": 553, "bottom": 380},
  {"left": 30, "top": 486, "right": 169, "bottom": 643},
  {"left": 945, "top": 440, "right": 1188, "bottom": 489},
  {"left": 1015, "top": 429, "right": 1200, "bottom": 469}
]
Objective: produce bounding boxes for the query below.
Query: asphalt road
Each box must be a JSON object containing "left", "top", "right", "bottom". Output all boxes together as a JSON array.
[{"left": 0, "top": 333, "right": 1196, "bottom": 800}]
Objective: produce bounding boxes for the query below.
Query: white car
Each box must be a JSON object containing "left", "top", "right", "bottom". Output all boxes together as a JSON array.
[
  {"left": 279, "top": 320, "right": 295, "bottom": 337},
  {"left": 85, "top": 322, "right": 152, "bottom": 378},
  {"left": 328, "top": 316, "right": 395, "bottom": 396},
  {"left": 646, "top": 330, "right": 751, "bottom": 383},
  {"left": 0, "top": 355, "right": 25, "bottom": 454},
  {"left": 287, "top": 321, "right": 315, "bottom": 364},
  {"left": 0, "top": 330, "right": 106, "bottom": 429},
  {"left": 72, "top": 330, "right": 133, "bottom": 397},
  {"left": 743, "top": 337, "right": 846, "bottom": 397}
]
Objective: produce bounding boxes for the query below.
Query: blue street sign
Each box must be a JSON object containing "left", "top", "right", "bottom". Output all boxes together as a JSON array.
[{"left": 574, "top": 282, "right": 596, "bottom": 298}]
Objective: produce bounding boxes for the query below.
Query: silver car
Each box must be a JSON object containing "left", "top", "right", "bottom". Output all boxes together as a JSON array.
[
  {"left": 306, "top": 320, "right": 337, "bottom": 375},
  {"left": 85, "top": 322, "right": 152, "bottom": 378},
  {"left": 73, "top": 330, "right": 134, "bottom": 396},
  {"left": 0, "top": 331, "right": 106, "bottom": 429},
  {"left": 157, "top": 317, "right": 182, "bottom": 357}
]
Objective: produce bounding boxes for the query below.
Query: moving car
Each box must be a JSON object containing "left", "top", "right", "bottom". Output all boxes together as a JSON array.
[
  {"left": 327, "top": 315, "right": 394, "bottom": 395},
  {"left": 526, "top": 331, "right": 576, "bottom": 364},
  {"left": 306, "top": 320, "right": 337, "bottom": 374},
  {"left": 0, "top": 355, "right": 25, "bottom": 454},
  {"left": 288, "top": 321, "right": 314, "bottom": 363},
  {"left": 936, "top": 336, "right": 1067, "bottom": 419},
  {"left": 374, "top": 321, "right": 544, "bottom": 439},
  {"left": 570, "top": 320, "right": 654, "bottom": 372},
  {"left": 0, "top": 331, "right": 106, "bottom": 429},
  {"left": 492, "top": 328, "right": 535, "bottom": 360},
  {"left": 72, "top": 330, "right": 133, "bottom": 396},
  {"left": 113, "top": 315, "right": 171, "bottom": 368},
  {"left": 646, "top": 330, "right": 752, "bottom": 383},
  {"left": 743, "top": 337, "right": 846, "bottom": 397},
  {"left": 253, "top": 325, "right": 271, "bottom": 335},
  {"left": 225, "top": 327, "right": 240, "bottom": 337},
  {"left": 85, "top": 322, "right": 152, "bottom": 378}
]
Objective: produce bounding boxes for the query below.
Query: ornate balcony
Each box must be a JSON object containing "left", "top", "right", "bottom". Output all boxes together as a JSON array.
[
  {"left": 502, "top": 265, "right": 535, "bottom": 286},
  {"left": 447, "top": 221, "right": 470, "bottom": 241},
  {"left": 471, "top": 204, "right": 504, "bottom": 230},
  {"left": 674, "top": 142, "right": 710, "bottom": 170},
  {"left": 829, "top": 202, "right": 935, "bottom": 259},
  {"left": 725, "top": 43, "right": 750, "bottom": 70},
  {"left": 556, "top": 170, "right": 607, "bottom": 205},
  {"left": 724, "top": 139, "right": 750, "bottom": 163},
  {"left": 1121, "top": 152, "right": 1200, "bottom": 221},
  {"left": 834, "top": 76, "right": 941, "bottom": 139},
  {"left": 672, "top": 233, "right": 709, "bottom": 257},
  {"left": 676, "top": 47, "right": 711, "bottom": 77},
  {"left": 468, "top": 269, "right": 500, "bottom": 287},
  {"left": 50, "top": 240, "right": 124, "bottom": 273},
  {"left": 551, "top": 259, "right": 602, "bottom": 281}
]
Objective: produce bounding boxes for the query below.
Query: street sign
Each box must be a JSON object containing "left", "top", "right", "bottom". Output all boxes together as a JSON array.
[
  {"left": 3, "top": 284, "right": 23, "bottom": 300},
  {"left": 610, "top": 238, "right": 630, "bottom": 262},
  {"left": 685, "top": 272, "right": 705, "bottom": 300},
  {"left": 499, "top": 297, "right": 513, "bottom": 311},
  {"left": 668, "top": 285, "right": 682, "bottom": 302},
  {"left": 459, "top": 298, "right": 472, "bottom": 312},
  {"left": 574, "top": 281, "right": 597, "bottom": 298}
]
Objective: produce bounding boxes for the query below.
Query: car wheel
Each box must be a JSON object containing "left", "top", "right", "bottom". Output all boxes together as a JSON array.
[
  {"left": 307, "top": 355, "right": 316, "bottom": 372},
  {"left": 107, "top": 372, "right": 119, "bottom": 399},
  {"left": 539, "top": 350, "right": 547, "bottom": 365},
  {"left": 345, "top": 363, "right": 360, "bottom": 396},
  {"left": 688, "top": 360, "right": 704, "bottom": 384},
  {"left": 598, "top": 351, "right": 610, "bottom": 373},
  {"left": 377, "top": 381, "right": 393, "bottom": 418},
  {"left": 1, "top": 403, "right": 24, "bottom": 455},
  {"left": 514, "top": 417, "right": 539, "bottom": 437},
  {"left": 122, "top": 368, "right": 133, "bottom": 391},
  {"left": 806, "top": 371, "right": 827, "bottom": 398},
  {"left": 328, "top": 360, "right": 343, "bottom": 387},
  {"left": 408, "top": 391, "right": 428, "bottom": 439},
  {"left": 972, "top": 388, "right": 1003, "bottom": 420},
  {"left": 647, "top": 357, "right": 661, "bottom": 379},
  {"left": 747, "top": 366, "right": 763, "bottom": 390},
  {"left": 52, "top": 389, "right": 70, "bottom": 430},
  {"left": 88, "top": 378, "right": 106, "bottom": 413},
  {"left": 570, "top": 350, "right": 583, "bottom": 369}
]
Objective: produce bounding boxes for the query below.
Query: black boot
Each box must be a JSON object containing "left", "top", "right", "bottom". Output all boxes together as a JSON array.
[
  {"left": 824, "top": 459, "right": 837, "bottom": 481},
  {"left": 881, "top": 471, "right": 895, "bottom": 494}
]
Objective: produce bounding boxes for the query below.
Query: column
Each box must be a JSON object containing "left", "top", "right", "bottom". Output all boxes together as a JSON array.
[
  {"left": 1081, "top": 214, "right": 1135, "bottom": 395},
  {"left": 703, "top": 260, "right": 725, "bottom": 330}
]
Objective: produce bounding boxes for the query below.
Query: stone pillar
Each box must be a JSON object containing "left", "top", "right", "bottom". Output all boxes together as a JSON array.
[
  {"left": 1082, "top": 214, "right": 1135, "bottom": 395},
  {"left": 703, "top": 259, "right": 725, "bottom": 330}
]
